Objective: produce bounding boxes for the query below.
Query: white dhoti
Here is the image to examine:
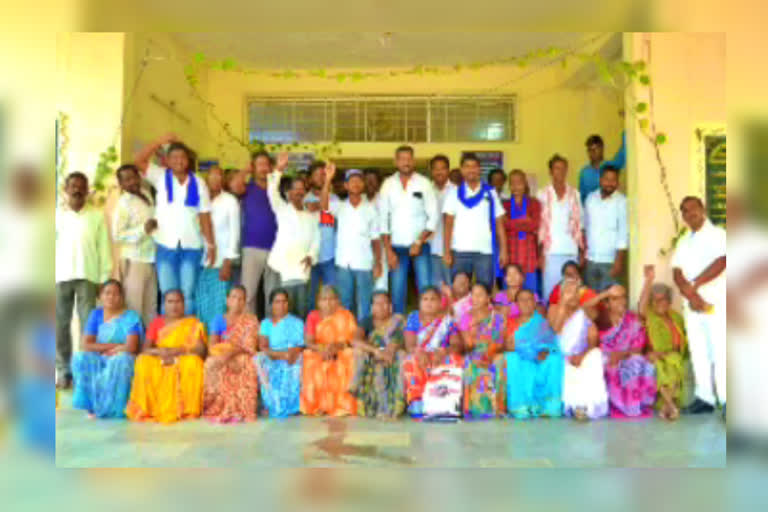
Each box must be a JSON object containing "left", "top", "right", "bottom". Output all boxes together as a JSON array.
[
  {"left": 684, "top": 304, "right": 726, "bottom": 406},
  {"left": 562, "top": 348, "right": 609, "bottom": 419}
]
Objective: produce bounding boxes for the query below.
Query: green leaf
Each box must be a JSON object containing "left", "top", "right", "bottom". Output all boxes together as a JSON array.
[
  {"left": 194, "top": 52, "right": 206, "bottom": 63},
  {"left": 222, "top": 58, "right": 237, "bottom": 71},
  {"left": 336, "top": 74, "right": 347, "bottom": 83},
  {"left": 639, "top": 74, "right": 651, "bottom": 85},
  {"left": 635, "top": 102, "right": 648, "bottom": 113},
  {"left": 638, "top": 118, "right": 649, "bottom": 132},
  {"left": 184, "top": 64, "right": 196, "bottom": 78},
  {"left": 655, "top": 133, "right": 668, "bottom": 145},
  {"left": 633, "top": 60, "right": 646, "bottom": 71}
]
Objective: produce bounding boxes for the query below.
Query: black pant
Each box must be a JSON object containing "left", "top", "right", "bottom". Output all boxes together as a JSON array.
[{"left": 55, "top": 280, "right": 98, "bottom": 377}]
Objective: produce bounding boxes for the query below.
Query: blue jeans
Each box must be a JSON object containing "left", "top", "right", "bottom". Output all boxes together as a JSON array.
[
  {"left": 431, "top": 254, "right": 452, "bottom": 288},
  {"left": 155, "top": 243, "right": 203, "bottom": 315},
  {"left": 390, "top": 245, "right": 432, "bottom": 315},
  {"left": 309, "top": 259, "right": 336, "bottom": 311},
  {"left": 336, "top": 266, "right": 374, "bottom": 323},
  {"left": 452, "top": 251, "right": 494, "bottom": 289}
]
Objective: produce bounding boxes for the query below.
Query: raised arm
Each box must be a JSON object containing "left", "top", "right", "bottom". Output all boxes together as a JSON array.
[
  {"left": 638, "top": 265, "right": 655, "bottom": 319},
  {"left": 134, "top": 133, "right": 178, "bottom": 174},
  {"left": 320, "top": 162, "right": 337, "bottom": 212}
]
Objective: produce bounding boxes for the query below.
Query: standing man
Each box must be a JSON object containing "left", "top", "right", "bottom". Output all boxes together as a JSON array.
[
  {"left": 135, "top": 134, "right": 216, "bottom": 316},
  {"left": 229, "top": 150, "right": 280, "bottom": 317},
  {"left": 304, "top": 160, "right": 338, "bottom": 311},
  {"left": 364, "top": 168, "right": 388, "bottom": 292},
  {"left": 582, "top": 166, "right": 628, "bottom": 291},
  {"left": 488, "top": 168, "right": 510, "bottom": 212},
  {"left": 379, "top": 145, "right": 438, "bottom": 314},
  {"left": 321, "top": 164, "right": 382, "bottom": 322},
  {"left": 443, "top": 153, "right": 508, "bottom": 289},
  {"left": 55, "top": 172, "right": 112, "bottom": 388},
  {"left": 578, "top": 131, "right": 626, "bottom": 204},
  {"left": 112, "top": 164, "right": 157, "bottom": 327},
  {"left": 672, "top": 196, "right": 726, "bottom": 415},
  {"left": 538, "top": 154, "right": 584, "bottom": 302},
  {"left": 428, "top": 155, "right": 455, "bottom": 288}
]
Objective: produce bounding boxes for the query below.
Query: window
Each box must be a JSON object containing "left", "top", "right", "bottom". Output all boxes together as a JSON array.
[{"left": 247, "top": 96, "right": 516, "bottom": 144}]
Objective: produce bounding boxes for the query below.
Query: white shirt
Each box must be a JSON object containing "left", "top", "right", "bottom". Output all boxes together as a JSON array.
[
  {"left": 206, "top": 191, "right": 241, "bottom": 269},
  {"left": 539, "top": 190, "right": 578, "bottom": 255},
  {"left": 379, "top": 172, "right": 438, "bottom": 247},
  {"left": 265, "top": 172, "right": 320, "bottom": 282},
  {"left": 431, "top": 182, "right": 456, "bottom": 257},
  {"left": 146, "top": 163, "right": 211, "bottom": 250},
  {"left": 583, "top": 190, "right": 628, "bottom": 263},
  {"left": 0, "top": 205, "right": 50, "bottom": 295},
  {"left": 443, "top": 184, "right": 505, "bottom": 255},
  {"left": 112, "top": 190, "right": 156, "bottom": 263},
  {"left": 330, "top": 197, "right": 380, "bottom": 271},
  {"left": 55, "top": 206, "right": 113, "bottom": 284},
  {"left": 671, "top": 219, "right": 727, "bottom": 306}
]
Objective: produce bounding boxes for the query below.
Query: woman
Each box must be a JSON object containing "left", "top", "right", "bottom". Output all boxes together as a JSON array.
[
  {"left": 588, "top": 284, "right": 657, "bottom": 418},
  {"left": 493, "top": 264, "right": 542, "bottom": 320},
  {"left": 125, "top": 290, "right": 207, "bottom": 423},
  {"left": 254, "top": 289, "right": 304, "bottom": 418},
  {"left": 72, "top": 280, "right": 141, "bottom": 419},
  {"left": 196, "top": 166, "right": 241, "bottom": 331},
  {"left": 441, "top": 271, "right": 472, "bottom": 320},
  {"left": 202, "top": 285, "right": 259, "bottom": 423},
  {"left": 547, "top": 261, "right": 597, "bottom": 307},
  {"left": 548, "top": 279, "right": 609, "bottom": 420},
  {"left": 402, "top": 287, "right": 461, "bottom": 417},
  {"left": 457, "top": 284, "right": 505, "bottom": 419},
  {"left": 301, "top": 285, "right": 358, "bottom": 417},
  {"left": 505, "top": 170, "right": 541, "bottom": 295},
  {"left": 349, "top": 292, "right": 407, "bottom": 420},
  {"left": 501, "top": 289, "right": 563, "bottom": 419}
]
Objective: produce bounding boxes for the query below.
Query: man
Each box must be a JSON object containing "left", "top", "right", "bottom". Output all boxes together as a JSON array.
[
  {"left": 229, "top": 150, "right": 280, "bottom": 317},
  {"left": 428, "top": 155, "right": 455, "bottom": 287},
  {"left": 304, "top": 160, "right": 338, "bottom": 311},
  {"left": 112, "top": 164, "right": 157, "bottom": 326},
  {"left": 135, "top": 134, "right": 216, "bottom": 316},
  {"left": 266, "top": 154, "right": 319, "bottom": 318},
  {"left": 364, "top": 168, "right": 388, "bottom": 292},
  {"left": 379, "top": 145, "right": 438, "bottom": 314},
  {"left": 578, "top": 132, "right": 626, "bottom": 204},
  {"left": 538, "top": 154, "right": 584, "bottom": 302},
  {"left": 443, "top": 153, "right": 508, "bottom": 289},
  {"left": 672, "top": 196, "right": 726, "bottom": 415},
  {"left": 449, "top": 168, "right": 463, "bottom": 187},
  {"left": 488, "top": 168, "right": 509, "bottom": 209},
  {"left": 320, "top": 164, "right": 382, "bottom": 322},
  {"left": 55, "top": 172, "right": 112, "bottom": 388},
  {"left": 582, "top": 165, "right": 628, "bottom": 291}
]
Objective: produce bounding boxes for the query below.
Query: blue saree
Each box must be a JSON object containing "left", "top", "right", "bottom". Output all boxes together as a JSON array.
[
  {"left": 254, "top": 314, "right": 304, "bottom": 418},
  {"left": 71, "top": 309, "right": 142, "bottom": 418},
  {"left": 505, "top": 311, "right": 564, "bottom": 419}
]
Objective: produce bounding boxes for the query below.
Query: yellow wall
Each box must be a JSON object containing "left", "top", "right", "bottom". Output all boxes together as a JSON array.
[
  {"left": 201, "top": 60, "right": 623, "bottom": 190},
  {"left": 625, "top": 32, "right": 726, "bottom": 304}
]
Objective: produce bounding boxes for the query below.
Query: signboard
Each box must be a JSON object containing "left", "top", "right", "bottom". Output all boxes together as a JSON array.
[
  {"left": 704, "top": 135, "right": 726, "bottom": 226},
  {"left": 461, "top": 151, "right": 504, "bottom": 182}
]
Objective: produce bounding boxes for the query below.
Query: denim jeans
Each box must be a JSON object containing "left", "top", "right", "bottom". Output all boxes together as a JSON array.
[
  {"left": 584, "top": 260, "right": 617, "bottom": 292},
  {"left": 282, "top": 282, "right": 309, "bottom": 319},
  {"left": 431, "top": 254, "right": 452, "bottom": 288},
  {"left": 55, "top": 280, "right": 98, "bottom": 377},
  {"left": 452, "top": 251, "right": 494, "bottom": 289},
  {"left": 390, "top": 245, "right": 432, "bottom": 315},
  {"left": 155, "top": 243, "right": 203, "bottom": 315},
  {"left": 309, "top": 259, "right": 336, "bottom": 311},
  {"left": 336, "top": 266, "right": 374, "bottom": 323}
]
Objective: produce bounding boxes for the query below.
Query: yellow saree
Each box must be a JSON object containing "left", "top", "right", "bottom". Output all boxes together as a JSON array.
[{"left": 126, "top": 317, "right": 207, "bottom": 423}]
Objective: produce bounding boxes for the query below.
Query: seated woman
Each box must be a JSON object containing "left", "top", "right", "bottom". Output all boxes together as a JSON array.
[
  {"left": 457, "top": 283, "right": 505, "bottom": 419},
  {"left": 548, "top": 279, "right": 609, "bottom": 421},
  {"left": 72, "top": 280, "right": 142, "bottom": 419},
  {"left": 586, "top": 284, "right": 657, "bottom": 418},
  {"left": 126, "top": 290, "right": 207, "bottom": 423},
  {"left": 501, "top": 289, "right": 564, "bottom": 419},
  {"left": 254, "top": 288, "right": 304, "bottom": 418},
  {"left": 493, "top": 264, "right": 543, "bottom": 320},
  {"left": 202, "top": 285, "right": 260, "bottom": 423},
  {"left": 440, "top": 271, "right": 472, "bottom": 320},
  {"left": 547, "top": 261, "right": 598, "bottom": 319},
  {"left": 402, "top": 287, "right": 461, "bottom": 417},
  {"left": 301, "top": 285, "right": 358, "bottom": 417},
  {"left": 639, "top": 266, "right": 690, "bottom": 420},
  {"left": 349, "top": 292, "right": 407, "bottom": 420}
]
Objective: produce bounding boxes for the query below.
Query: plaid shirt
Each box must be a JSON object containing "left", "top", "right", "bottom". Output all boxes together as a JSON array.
[{"left": 504, "top": 196, "right": 541, "bottom": 274}]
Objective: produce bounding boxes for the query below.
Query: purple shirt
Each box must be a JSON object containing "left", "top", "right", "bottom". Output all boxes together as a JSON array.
[{"left": 242, "top": 182, "right": 278, "bottom": 250}]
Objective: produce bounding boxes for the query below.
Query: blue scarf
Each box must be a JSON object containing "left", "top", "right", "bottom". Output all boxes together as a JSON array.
[
  {"left": 165, "top": 168, "right": 200, "bottom": 207},
  {"left": 514, "top": 311, "right": 558, "bottom": 361},
  {"left": 457, "top": 181, "right": 502, "bottom": 278},
  {"left": 508, "top": 195, "right": 529, "bottom": 241}
]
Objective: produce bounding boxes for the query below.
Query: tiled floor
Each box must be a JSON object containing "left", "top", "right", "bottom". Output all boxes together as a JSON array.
[{"left": 56, "top": 392, "right": 726, "bottom": 468}]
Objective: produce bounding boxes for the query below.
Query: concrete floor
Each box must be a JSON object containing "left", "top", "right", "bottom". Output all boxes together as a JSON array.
[{"left": 56, "top": 392, "right": 726, "bottom": 468}]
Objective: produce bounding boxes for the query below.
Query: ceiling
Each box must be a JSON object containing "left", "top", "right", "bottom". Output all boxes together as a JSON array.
[{"left": 172, "top": 32, "right": 617, "bottom": 69}]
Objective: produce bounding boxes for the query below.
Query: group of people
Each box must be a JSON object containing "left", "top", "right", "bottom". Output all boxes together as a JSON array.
[{"left": 55, "top": 131, "right": 726, "bottom": 424}]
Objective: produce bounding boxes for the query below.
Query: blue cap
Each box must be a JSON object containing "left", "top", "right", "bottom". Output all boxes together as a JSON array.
[{"left": 345, "top": 169, "right": 364, "bottom": 181}]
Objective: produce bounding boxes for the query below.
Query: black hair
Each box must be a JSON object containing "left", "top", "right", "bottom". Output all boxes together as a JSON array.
[
  {"left": 515, "top": 288, "right": 535, "bottom": 301},
  {"left": 269, "top": 287, "right": 290, "bottom": 305},
  {"left": 472, "top": 282, "right": 492, "bottom": 296},
  {"left": 116, "top": 164, "right": 140, "bottom": 181},
  {"left": 680, "top": 196, "right": 705, "bottom": 211},
  {"left": 363, "top": 168, "right": 381, "bottom": 179},
  {"left": 488, "top": 168, "right": 506, "bottom": 183},
  {"left": 586, "top": 135, "right": 605, "bottom": 148},
  {"left": 163, "top": 289, "right": 184, "bottom": 302},
  {"left": 251, "top": 150, "right": 275, "bottom": 165},
  {"left": 308, "top": 160, "right": 326, "bottom": 175},
  {"left": 600, "top": 165, "right": 620, "bottom": 178},
  {"left": 166, "top": 142, "right": 195, "bottom": 170},
  {"left": 100, "top": 279, "right": 124, "bottom": 296},
  {"left": 371, "top": 290, "right": 391, "bottom": 303},
  {"left": 453, "top": 271, "right": 471, "bottom": 283},
  {"left": 65, "top": 171, "right": 88, "bottom": 187},
  {"left": 430, "top": 154, "right": 450, "bottom": 169},
  {"left": 504, "top": 263, "right": 525, "bottom": 276},
  {"left": 395, "top": 145, "right": 414, "bottom": 157},
  {"left": 561, "top": 260, "right": 581, "bottom": 277},
  {"left": 508, "top": 169, "right": 530, "bottom": 195},
  {"left": 228, "top": 285, "right": 247, "bottom": 297},
  {"left": 548, "top": 154, "right": 568, "bottom": 170},
  {"left": 460, "top": 153, "right": 480, "bottom": 166},
  {"left": 419, "top": 286, "right": 442, "bottom": 299}
]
